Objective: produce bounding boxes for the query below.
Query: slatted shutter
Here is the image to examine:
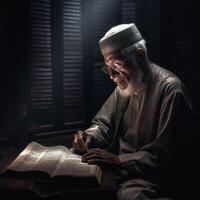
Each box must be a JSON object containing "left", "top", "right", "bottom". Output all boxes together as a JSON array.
[
  {"left": 139, "top": 0, "right": 161, "bottom": 64},
  {"left": 62, "top": 0, "right": 85, "bottom": 126},
  {"left": 30, "top": 0, "right": 54, "bottom": 132},
  {"left": 121, "top": 0, "right": 161, "bottom": 64},
  {"left": 121, "top": 0, "right": 136, "bottom": 23},
  {"left": 92, "top": 0, "right": 119, "bottom": 113}
]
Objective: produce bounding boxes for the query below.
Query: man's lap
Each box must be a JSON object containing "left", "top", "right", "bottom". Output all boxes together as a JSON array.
[{"left": 117, "top": 178, "right": 173, "bottom": 200}]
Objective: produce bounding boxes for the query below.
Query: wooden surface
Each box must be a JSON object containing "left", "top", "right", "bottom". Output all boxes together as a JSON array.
[{"left": 0, "top": 151, "right": 117, "bottom": 200}]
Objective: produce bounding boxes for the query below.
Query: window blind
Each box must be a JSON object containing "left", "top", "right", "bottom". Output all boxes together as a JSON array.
[
  {"left": 30, "top": 0, "right": 54, "bottom": 131},
  {"left": 63, "top": 0, "right": 85, "bottom": 125}
]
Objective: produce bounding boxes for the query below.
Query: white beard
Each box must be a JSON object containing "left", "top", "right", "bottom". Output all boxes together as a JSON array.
[
  {"left": 117, "top": 70, "right": 143, "bottom": 97},
  {"left": 117, "top": 81, "right": 134, "bottom": 97}
]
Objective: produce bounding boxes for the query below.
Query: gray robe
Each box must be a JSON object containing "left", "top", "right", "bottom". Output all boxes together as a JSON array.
[{"left": 85, "top": 64, "right": 193, "bottom": 200}]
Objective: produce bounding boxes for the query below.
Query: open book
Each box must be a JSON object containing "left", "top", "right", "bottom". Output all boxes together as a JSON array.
[{"left": 3, "top": 141, "right": 102, "bottom": 186}]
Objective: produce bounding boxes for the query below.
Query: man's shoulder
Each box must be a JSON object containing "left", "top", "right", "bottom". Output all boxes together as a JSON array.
[
  {"left": 149, "top": 64, "right": 192, "bottom": 111},
  {"left": 151, "top": 64, "right": 184, "bottom": 92}
]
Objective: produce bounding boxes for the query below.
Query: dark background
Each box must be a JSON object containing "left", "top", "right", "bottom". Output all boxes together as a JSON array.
[{"left": 0, "top": 0, "right": 199, "bottom": 154}]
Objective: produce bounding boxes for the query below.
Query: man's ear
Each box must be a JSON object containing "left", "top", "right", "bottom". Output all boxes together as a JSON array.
[
  {"left": 135, "top": 48, "right": 145, "bottom": 56},
  {"left": 135, "top": 48, "right": 146, "bottom": 66}
]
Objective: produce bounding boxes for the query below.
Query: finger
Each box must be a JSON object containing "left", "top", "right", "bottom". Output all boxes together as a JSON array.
[
  {"left": 77, "top": 134, "right": 86, "bottom": 151},
  {"left": 73, "top": 133, "right": 86, "bottom": 152},
  {"left": 77, "top": 130, "right": 84, "bottom": 135},
  {"left": 85, "top": 148, "right": 103, "bottom": 152},
  {"left": 82, "top": 149, "right": 105, "bottom": 159},
  {"left": 82, "top": 153, "right": 102, "bottom": 162},
  {"left": 73, "top": 134, "right": 82, "bottom": 152},
  {"left": 87, "top": 159, "right": 103, "bottom": 165},
  {"left": 82, "top": 150, "right": 97, "bottom": 158},
  {"left": 72, "top": 134, "right": 78, "bottom": 147},
  {"left": 87, "top": 159, "right": 119, "bottom": 170},
  {"left": 77, "top": 131, "right": 87, "bottom": 152},
  {"left": 85, "top": 148, "right": 106, "bottom": 155},
  {"left": 84, "top": 135, "right": 93, "bottom": 149},
  {"left": 83, "top": 153, "right": 113, "bottom": 163},
  {"left": 73, "top": 143, "right": 82, "bottom": 152}
]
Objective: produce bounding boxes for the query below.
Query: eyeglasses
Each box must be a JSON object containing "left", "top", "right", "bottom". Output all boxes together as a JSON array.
[
  {"left": 101, "top": 52, "right": 133, "bottom": 76},
  {"left": 101, "top": 64, "right": 121, "bottom": 76}
]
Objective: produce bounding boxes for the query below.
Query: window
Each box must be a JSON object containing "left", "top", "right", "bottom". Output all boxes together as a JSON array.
[{"left": 28, "top": 0, "right": 120, "bottom": 139}]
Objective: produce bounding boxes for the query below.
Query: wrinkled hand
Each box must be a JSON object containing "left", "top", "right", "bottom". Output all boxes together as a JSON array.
[
  {"left": 73, "top": 130, "right": 93, "bottom": 153},
  {"left": 82, "top": 148, "right": 120, "bottom": 169}
]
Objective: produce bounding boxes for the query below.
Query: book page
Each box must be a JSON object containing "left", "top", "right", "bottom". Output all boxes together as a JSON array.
[
  {"left": 53, "top": 151, "right": 99, "bottom": 178},
  {"left": 7, "top": 142, "right": 68, "bottom": 176}
]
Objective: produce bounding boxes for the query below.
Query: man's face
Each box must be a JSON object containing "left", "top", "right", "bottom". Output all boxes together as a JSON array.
[{"left": 103, "top": 55, "right": 131, "bottom": 90}]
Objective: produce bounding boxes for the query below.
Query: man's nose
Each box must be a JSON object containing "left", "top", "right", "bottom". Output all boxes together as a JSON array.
[
  {"left": 109, "top": 67, "right": 120, "bottom": 80},
  {"left": 109, "top": 69, "right": 117, "bottom": 80},
  {"left": 109, "top": 73, "right": 114, "bottom": 79}
]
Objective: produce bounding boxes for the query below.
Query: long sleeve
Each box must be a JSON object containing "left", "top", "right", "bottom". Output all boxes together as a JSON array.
[
  {"left": 84, "top": 89, "right": 117, "bottom": 148},
  {"left": 119, "top": 85, "right": 192, "bottom": 178},
  {"left": 84, "top": 88, "right": 130, "bottom": 150}
]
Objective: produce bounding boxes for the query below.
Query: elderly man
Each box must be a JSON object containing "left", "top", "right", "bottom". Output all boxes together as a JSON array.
[{"left": 73, "top": 23, "right": 193, "bottom": 199}]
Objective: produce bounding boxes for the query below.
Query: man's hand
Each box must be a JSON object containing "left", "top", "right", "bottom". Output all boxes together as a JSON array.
[
  {"left": 82, "top": 148, "right": 120, "bottom": 169},
  {"left": 73, "top": 130, "right": 93, "bottom": 153}
]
